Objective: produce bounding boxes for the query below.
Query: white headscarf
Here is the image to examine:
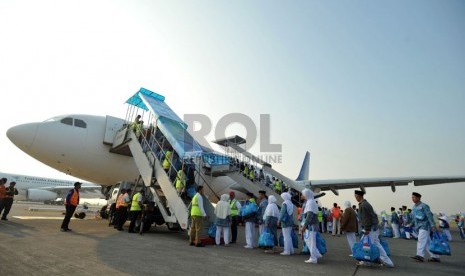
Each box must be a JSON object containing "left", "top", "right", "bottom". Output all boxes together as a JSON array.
[
  {"left": 215, "top": 194, "right": 231, "bottom": 219},
  {"left": 344, "top": 201, "right": 351, "bottom": 209},
  {"left": 281, "top": 192, "right": 294, "bottom": 215},
  {"left": 302, "top": 189, "right": 318, "bottom": 214},
  {"left": 263, "top": 195, "right": 279, "bottom": 219}
]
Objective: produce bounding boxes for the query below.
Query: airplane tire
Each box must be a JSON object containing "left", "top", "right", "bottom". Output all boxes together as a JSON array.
[{"left": 167, "top": 222, "right": 181, "bottom": 231}]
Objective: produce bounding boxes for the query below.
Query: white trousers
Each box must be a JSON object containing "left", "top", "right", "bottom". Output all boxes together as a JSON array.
[
  {"left": 346, "top": 232, "right": 356, "bottom": 253},
  {"left": 332, "top": 218, "right": 340, "bottom": 235},
  {"left": 369, "top": 229, "right": 394, "bottom": 266},
  {"left": 282, "top": 227, "right": 294, "bottom": 255},
  {"left": 304, "top": 229, "right": 322, "bottom": 263},
  {"left": 417, "top": 229, "right": 439, "bottom": 258},
  {"left": 215, "top": 225, "right": 230, "bottom": 245},
  {"left": 245, "top": 222, "right": 256, "bottom": 247},
  {"left": 392, "top": 223, "right": 400, "bottom": 238}
]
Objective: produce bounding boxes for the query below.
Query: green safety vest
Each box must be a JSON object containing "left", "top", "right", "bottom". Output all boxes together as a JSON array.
[
  {"left": 230, "top": 199, "right": 238, "bottom": 216},
  {"left": 249, "top": 170, "right": 255, "bottom": 180},
  {"left": 244, "top": 166, "right": 249, "bottom": 174},
  {"left": 163, "top": 151, "right": 172, "bottom": 170},
  {"left": 175, "top": 170, "right": 186, "bottom": 190},
  {"left": 318, "top": 210, "right": 323, "bottom": 222},
  {"left": 130, "top": 193, "right": 142, "bottom": 211},
  {"left": 191, "top": 193, "right": 202, "bottom": 217},
  {"left": 275, "top": 180, "right": 281, "bottom": 190}
]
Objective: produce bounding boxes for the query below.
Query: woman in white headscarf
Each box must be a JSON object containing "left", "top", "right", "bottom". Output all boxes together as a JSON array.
[
  {"left": 279, "top": 192, "right": 295, "bottom": 255},
  {"left": 214, "top": 194, "right": 231, "bottom": 246},
  {"left": 438, "top": 211, "right": 452, "bottom": 241},
  {"left": 263, "top": 195, "right": 280, "bottom": 252},
  {"left": 340, "top": 200, "right": 357, "bottom": 255},
  {"left": 300, "top": 188, "right": 322, "bottom": 264}
]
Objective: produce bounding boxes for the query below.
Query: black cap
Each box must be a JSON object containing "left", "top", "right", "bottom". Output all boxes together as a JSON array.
[
  {"left": 246, "top": 192, "right": 254, "bottom": 197},
  {"left": 10, "top": 181, "right": 16, "bottom": 185},
  {"left": 258, "top": 190, "right": 266, "bottom": 195},
  {"left": 354, "top": 190, "right": 365, "bottom": 196},
  {"left": 412, "top": 192, "right": 421, "bottom": 198},
  {"left": 74, "top": 182, "right": 82, "bottom": 187}
]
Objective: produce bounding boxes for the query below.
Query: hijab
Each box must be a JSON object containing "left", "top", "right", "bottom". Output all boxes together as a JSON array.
[
  {"left": 302, "top": 189, "right": 318, "bottom": 214},
  {"left": 281, "top": 192, "right": 294, "bottom": 215},
  {"left": 215, "top": 194, "right": 231, "bottom": 219},
  {"left": 263, "top": 195, "right": 279, "bottom": 219}
]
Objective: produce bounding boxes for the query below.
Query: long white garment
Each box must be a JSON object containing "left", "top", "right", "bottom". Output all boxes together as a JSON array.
[
  {"left": 304, "top": 229, "right": 322, "bottom": 263},
  {"left": 263, "top": 195, "right": 279, "bottom": 220},
  {"left": 282, "top": 227, "right": 294, "bottom": 255},
  {"left": 346, "top": 232, "right": 356, "bottom": 253},
  {"left": 332, "top": 217, "right": 340, "bottom": 235},
  {"left": 215, "top": 226, "right": 230, "bottom": 246},
  {"left": 392, "top": 223, "right": 400, "bottom": 238},
  {"left": 369, "top": 229, "right": 394, "bottom": 266},
  {"left": 405, "top": 230, "right": 411, "bottom": 240},
  {"left": 417, "top": 229, "right": 439, "bottom": 258},
  {"left": 245, "top": 222, "right": 256, "bottom": 248}
]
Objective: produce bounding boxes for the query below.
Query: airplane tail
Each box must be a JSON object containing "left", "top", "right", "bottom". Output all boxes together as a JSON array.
[{"left": 295, "top": 151, "right": 310, "bottom": 181}]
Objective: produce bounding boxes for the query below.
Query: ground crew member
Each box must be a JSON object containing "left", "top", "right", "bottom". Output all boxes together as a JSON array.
[
  {"left": 113, "top": 189, "right": 125, "bottom": 228},
  {"left": 354, "top": 190, "right": 394, "bottom": 267},
  {"left": 60, "top": 182, "right": 81, "bottom": 231},
  {"left": 0, "top": 178, "right": 7, "bottom": 217},
  {"left": 131, "top": 115, "right": 141, "bottom": 132},
  {"left": 229, "top": 191, "right": 242, "bottom": 243},
  {"left": 243, "top": 165, "right": 249, "bottom": 178},
  {"left": 317, "top": 207, "right": 324, "bottom": 232},
  {"left": 189, "top": 186, "right": 207, "bottom": 247},
  {"left": 128, "top": 189, "right": 145, "bottom": 233},
  {"left": 249, "top": 166, "right": 255, "bottom": 181},
  {"left": 175, "top": 166, "right": 186, "bottom": 195},
  {"left": 116, "top": 189, "right": 131, "bottom": 231},
  {"left": 163, "top": 147, "right": 173, "bottom": 173},
  {"left": 274, "top": 179, "right": 282, "bottom": 194},
  {"left": 410, "top": 192, "right": 440, "bottom": 263},
  {"left": 0, "top": 180, "right": 17, "bottom": 220}
]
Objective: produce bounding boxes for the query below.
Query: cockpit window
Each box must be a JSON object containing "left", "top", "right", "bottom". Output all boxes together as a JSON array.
[
  {"left": 60, "top": 117, "right": 73, "bottom": 126},
  {"left": 74, "top": 119, "right": 87, "bottom": 128}
]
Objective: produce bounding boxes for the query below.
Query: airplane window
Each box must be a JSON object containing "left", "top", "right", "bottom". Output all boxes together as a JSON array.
[
  {"left": 60, "top": 117, "right": 73, "bottom": 126},
  {"left": 74, "top": 119, "right": 87, "bottom": 128}
]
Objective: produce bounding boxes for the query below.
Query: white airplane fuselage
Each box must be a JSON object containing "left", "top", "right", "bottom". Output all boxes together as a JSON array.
[{"left": 7, "top": 115, "right": 141, "bottom": 186}]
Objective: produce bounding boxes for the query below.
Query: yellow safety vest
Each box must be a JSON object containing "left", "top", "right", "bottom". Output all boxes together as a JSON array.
[
  {"left": 244, "top": 166, "right": 249, "bottom": 174},
  {"left": 163, "top": 151, "right": 172, "bottom": 170},
  {"left": 191, "top": 193, "right": 203, "bottom": 217},
  {"left": 230, "top": 199, "right": 238, "bottom": 216},
  {"left": 175, "top": 170, "right": 186, "bottom": 190},
  {"left": 275, "top": 180, "right": 281, "bottom": 191},
  {"left": 249, "top": 170, "right": 254, "bottom": 180},
  {"left": 130, "top": 193, "right": 142, "bottom": 211}
]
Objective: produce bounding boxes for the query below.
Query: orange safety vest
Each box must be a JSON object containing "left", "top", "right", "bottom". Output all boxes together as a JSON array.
[
  {"left": 69, "top": 189, "right": 80, "bottom": 206},
  {"left": 0, "top": 185, "right": 6, "bottom": 199},
  {"left": 332, "top": 207, "right": 341, "bottom": 219},
  {"left": 297, "top": 207, "right": 303, "bottom": 220},
  {"left": 116, "top": 194, "right": 124, "bottom": 208}
]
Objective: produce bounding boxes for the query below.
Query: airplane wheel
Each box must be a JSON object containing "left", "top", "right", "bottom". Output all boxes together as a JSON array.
[{"left": 167, "top": 222, "right": 181, "bottom": 231}]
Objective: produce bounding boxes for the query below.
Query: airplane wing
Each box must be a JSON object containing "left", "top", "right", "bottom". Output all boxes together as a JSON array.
[{"left": 310, "top": 176, "right": 465, "bottom": 195}]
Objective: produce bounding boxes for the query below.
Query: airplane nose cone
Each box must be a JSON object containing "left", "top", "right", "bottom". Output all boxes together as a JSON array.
[{"left": 6, "top": 123, "right": 38, "bottom": 151}]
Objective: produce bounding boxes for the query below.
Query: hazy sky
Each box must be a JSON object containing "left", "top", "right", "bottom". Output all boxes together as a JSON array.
[{"left": 1, "top": 1, "right": 464, "bottom": 214}]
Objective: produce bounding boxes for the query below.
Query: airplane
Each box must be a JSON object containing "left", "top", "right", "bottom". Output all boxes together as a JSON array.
[
  {"left": 6, "top": 90, "right": 465, "bottom": 202},
  {"left": 0, "top": 171, "right": 103, "bottom": 203}
]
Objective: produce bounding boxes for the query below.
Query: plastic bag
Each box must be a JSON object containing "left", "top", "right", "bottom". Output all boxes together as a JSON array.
[
  {"left": 240, "top": 203, "right": 258, "bottom": 219},
  {"left": 258, "top": 228, "right": 275, "bottom": 248},
  {"left": 316, "top": 232, "right": 327, "bottom": 255},
  {"left": 352, "top": 235, "right": 380, "bottom": 262},
  {"left": 208, "top": 224, "right": 216, "bottom": 238},
  {"left": 382, "top": 226, "right": 393, "bottom": 238},
  {"left": 379, "top": 238, "right": 390, "bottom": 256},
  {"left": 429, "top": 232, "right": 451, "bottom": 256}
]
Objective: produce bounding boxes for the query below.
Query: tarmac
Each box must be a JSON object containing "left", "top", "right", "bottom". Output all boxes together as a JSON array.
[{"left": 0, "top": 202, "right": 464, "bottom": 276}]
